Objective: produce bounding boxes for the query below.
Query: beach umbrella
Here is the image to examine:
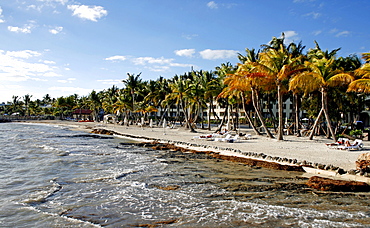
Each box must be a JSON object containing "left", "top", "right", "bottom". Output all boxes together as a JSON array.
[
  {"left": 226, "top": 121, "right": 231, "bottom": 131},
  {"left": 124, "top": 116, "right": 128, "bottom": 126},
  {"left": 141, "top": 117, "right": 144, "bottom": 129},
  {"left": 163, "top": 118, "right": 167, "bottom": 134}
]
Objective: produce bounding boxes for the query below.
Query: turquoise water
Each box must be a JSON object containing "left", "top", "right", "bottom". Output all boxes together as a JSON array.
[{"left": 0, "top": 123, "right": 369, "bottom": 227}]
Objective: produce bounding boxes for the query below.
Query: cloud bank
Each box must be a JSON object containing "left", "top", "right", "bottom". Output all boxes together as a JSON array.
[{"left": 67, "top": 4, "right": 108, "bottom": 22}]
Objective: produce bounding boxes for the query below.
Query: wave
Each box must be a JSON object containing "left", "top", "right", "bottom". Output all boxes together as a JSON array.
[{"left": 23, "top": 180, "right": 62, "bottom": 206}]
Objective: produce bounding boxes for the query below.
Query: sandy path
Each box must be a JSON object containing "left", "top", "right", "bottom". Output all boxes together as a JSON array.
[{"left": 29, "top": 120, "right": 369, "bottom": 171}]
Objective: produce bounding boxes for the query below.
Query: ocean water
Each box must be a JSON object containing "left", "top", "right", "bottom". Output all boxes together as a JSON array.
[{"left": 0, "top": 122, "right": 369, "bottom": 227}]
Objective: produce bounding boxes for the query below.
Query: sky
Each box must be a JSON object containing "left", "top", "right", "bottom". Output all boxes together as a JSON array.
[{"left": 0, "top": 0, "right": 369, "bottom": 103}]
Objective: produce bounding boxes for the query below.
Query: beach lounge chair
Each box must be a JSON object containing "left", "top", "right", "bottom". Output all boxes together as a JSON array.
[
  {"left": 193, "top": 134, "right": 215, "bottom": 140},
  {"left": 325, "top": 137, "right": 349, "bottom": 149},
  {"left": 215, "top": 134, "right": 239, "bottom": 143},
  {"left": 214, "top": 134, "right": 232, "bottom": 142},
  {"left": 337, "top": 139, "right": 364, "bottom": 151}
]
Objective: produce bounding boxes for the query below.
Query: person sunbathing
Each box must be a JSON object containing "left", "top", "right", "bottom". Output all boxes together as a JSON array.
[{"left": 344, "top": 140, "right": 358, "bottom": 147}]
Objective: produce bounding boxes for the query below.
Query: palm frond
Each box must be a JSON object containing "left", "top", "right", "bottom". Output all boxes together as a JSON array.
[
  {"left": 347, "top": 79, "right": 370, "bottom": 93},
  {"left": 289, "top": 72, "right": 322, "bottom": 96},
  {"left": 327, "top": 73, "right": 354, "bottom": 87}
]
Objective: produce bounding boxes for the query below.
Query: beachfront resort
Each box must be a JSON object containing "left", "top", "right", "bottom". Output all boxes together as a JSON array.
[{"left": 2, "top": 37, "right": 370, "bottom": 187}]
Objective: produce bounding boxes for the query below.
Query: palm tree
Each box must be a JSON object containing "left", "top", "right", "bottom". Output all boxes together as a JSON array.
[
  {"left": 101, "top": 85, "right": 119, "bottom": 114},
  {"left": 87, "top": 90, "right": 102, "bottom": 121},
  {"left": 23, "top": 94, "right": 32, "bottom": 116},
  {"left": 290, "top": 54, "right": 354, "bottom": 141},
  {"left": 11, "top": 95, "right": 21, "bottom": 115},
  {"left": 227, "top": 65, "right": 275, "bottom": 138},
  {"left": 252, "top": 36, "right": 305, "bottom": 140},
  {"left": 347, "top": 53, "right": 370, "bottom": 94},
  {"left": 166, "top": 76, "right": 197, "bottom": 132},
  {"left": 122, "top": 73, "right": 142, "bottom": 113}
]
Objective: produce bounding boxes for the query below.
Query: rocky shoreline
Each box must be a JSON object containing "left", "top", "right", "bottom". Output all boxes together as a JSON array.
[{"left": 91, "top": 128, "right": 370, "bottom": 192}]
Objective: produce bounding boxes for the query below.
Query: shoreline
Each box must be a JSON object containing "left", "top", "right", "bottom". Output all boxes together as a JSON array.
[{"left": 10, "top": 120, "right": 370, "bottom": 184}]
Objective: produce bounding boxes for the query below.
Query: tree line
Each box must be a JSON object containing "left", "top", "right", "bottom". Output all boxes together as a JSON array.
[{"left": 1, "top": 35, "right": 370, "bottom": 141}]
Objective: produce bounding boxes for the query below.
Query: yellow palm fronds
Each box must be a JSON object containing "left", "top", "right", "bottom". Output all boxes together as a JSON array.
[
  {"left": 327, "top": 73, "right": 354, "bottom": 87},
  {"left": 347, "top": 79, "right": 370, "bottom": 93},
  {"left": 289, "top": 71, "right": 323, "bottom": 96}
]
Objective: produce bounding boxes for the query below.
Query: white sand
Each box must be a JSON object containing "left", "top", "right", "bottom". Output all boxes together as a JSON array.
[{"left": 28, "top": 120, "right": 369, "bottom": 171}]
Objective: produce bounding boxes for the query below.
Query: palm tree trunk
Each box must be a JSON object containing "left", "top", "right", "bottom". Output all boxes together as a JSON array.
[
  {"left": 180, "top": 100, "right": 196, "bottom": 133},
  {"left": 321, "top": 88, "right": 337, "bottom": 141},
  {"left": 215, "top": 104, "right": 228, "bottom": 133},
  {"left": 252, "top": 89, "right": 274, "bottom": 138},
  {"left": 277, "top": 85, "right": 284, "bottom": 140},
  {"left": 241, "top": 93, "right": 261, "bottom": 135},
  {"left": 309, "top": 108, "right": 323, "bottom": 140},
  {"left": 207, "top": 98, "right": 212, "bottom": 130},
  {"left": 294, "top": 93, "right": 301, "bottom": 137}
]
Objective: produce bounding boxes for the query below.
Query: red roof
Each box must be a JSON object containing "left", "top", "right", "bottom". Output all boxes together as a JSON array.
[{"left": 72, "top": 109, "right": 92, "bottom": 114}]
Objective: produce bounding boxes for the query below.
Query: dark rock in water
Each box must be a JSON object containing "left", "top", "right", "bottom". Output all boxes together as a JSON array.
[
  {"left": 210, "top": 153, "right": 304, "bottom": 172},
  {"left": 306, "top": 176, "right": 370, "bottom": 192},
  {"left": 129, "top": 219, "right": 178, "bottom": 227},
  {"left": 72, "top": 134, "right": 114, "bottom": 139},
  {"left": 149, "top": 184, "right": 180, "bottom": 191}
]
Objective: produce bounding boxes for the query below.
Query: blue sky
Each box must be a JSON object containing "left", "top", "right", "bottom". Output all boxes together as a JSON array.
[{"left": 0, "top": 0, "right": 369, "bottom": 102}]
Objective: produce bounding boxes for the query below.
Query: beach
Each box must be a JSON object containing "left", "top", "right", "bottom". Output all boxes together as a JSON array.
[
  {"left": 27, "top": 120, "right": 368, "bottom": 173},
  {"left": 3, "top": 122, "right": 370, "bottom": 227}
]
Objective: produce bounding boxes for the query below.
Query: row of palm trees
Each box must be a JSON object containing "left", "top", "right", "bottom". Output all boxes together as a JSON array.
[{"left": 2, "top": 35, "right": 370, "bottom": 141}]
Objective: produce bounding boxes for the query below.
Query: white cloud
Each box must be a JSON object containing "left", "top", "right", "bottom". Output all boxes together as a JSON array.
[
  {"left": 281, "top": 31, "right": 299, "bottom": 44},
  {"left": 43, "top": 72, "right": 61, "bottom": 77},
  {"left": 335, "top": 30, "right": 350, "bottom": 37},
  {"left": 49, "top": 26, "right": 63, "bottom": 34},
  {"left": 48, "top": 86, "right": 92, "bottom": 96},
  {"left": 132, "top": 56, "right": 173, "bottom": 65},
  {"left": 312, "top": 30, "right": 322, "bottom": 36},
  {"left": 105, "top": 55, "right": 127, "bottom": 61},
  {"left": 304, "top": 12, "right": 321, "bottom": 19},
  {"left": 67, "top": 4, "right": 108, "bottom": 22},
  {"left": 169, "top": 63, "right": 194, "bottom": 68},
  {"left": 8, "top": 21, "right": 36, "bottom": 33},
  {"left": 57, "top": 78, "right": 75, "bottom": 83},
  {"left": 147, "top": 66, "right": 170, "bottom": 72},
  {"left": 199, "top": 49, "right": 238, "bottom": 60},
  {"left": 8, "top": 26, "right": 32, "bottom": 33},
  {"left": 6, "top": 50, "right": 41, "bottom": 59},
  {"left": 37, "top": 0, "right": 69, "bottom": 4},
  {"left": 207, "top": 1, "right": 218, "bottom": 9},
  {"left": 42, "top": 60, "right": 56, "bottom": 64},
  {"left": 108, "top": 55, "right": 194, "bottom": 72},
  {"left": 182, "top": 34, "right": 198, "bottom": 40},
  {"left": 0, "top": 49, "right": 59, "bottom": 82},
  {"left": 97, "top": 79, "right": 122, "bottom": 85},
  {"left": 174, "top": 49, "right": 196, "bottom": 58},
  {"left": 0, "top": 7, "right": 5, "bottom": 23},
  {"left": 329, "top": 29, "right": 350, "bottom": 37}
]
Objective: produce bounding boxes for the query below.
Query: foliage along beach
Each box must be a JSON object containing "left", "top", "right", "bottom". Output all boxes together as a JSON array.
[{"left": 2, "top": 37, "right": 370, "bottom": 188}]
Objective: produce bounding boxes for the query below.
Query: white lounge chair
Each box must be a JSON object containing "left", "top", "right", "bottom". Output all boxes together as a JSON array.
[
  {"left": 326, "top": 137, "right": 349, "bottom": 149},
  {"left": 337, "top": 139, "right": 364, "bottom": 150},
  {"left": 214, "top": 134, "right": 232, "bottom": 142},
  {"left": 193, "top": 134, "right": 216, "bottom": 140},
  {"left": 215, "top": 134, "right": 239, "bottom": 143}
]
